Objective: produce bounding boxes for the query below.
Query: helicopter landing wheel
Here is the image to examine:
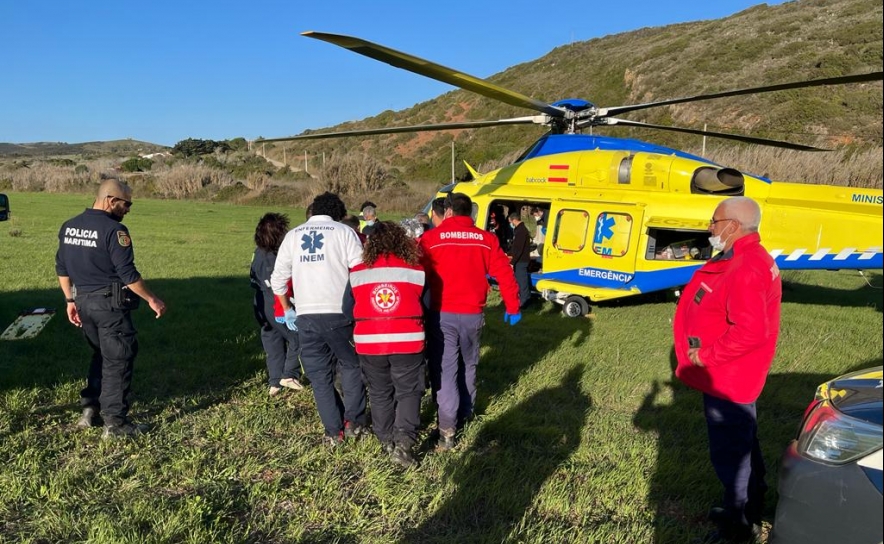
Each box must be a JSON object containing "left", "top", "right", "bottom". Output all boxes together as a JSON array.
[{"left": 562, "top": 296, "right": 589, "bottom": 318}]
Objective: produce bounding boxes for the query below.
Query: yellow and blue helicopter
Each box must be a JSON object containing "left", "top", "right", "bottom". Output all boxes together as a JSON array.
[{"left": 262, "top": 32, "right": 883, "bottom": 316}]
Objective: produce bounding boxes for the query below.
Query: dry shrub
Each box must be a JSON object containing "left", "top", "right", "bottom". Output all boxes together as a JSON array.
[
  {"left": 318, "top": 153, "right": 391, "bottom": 197},
  {"left": 152, "top": 163, "right": 234, "bottom": 199},
  {"left": 245, "top": 172, "right": 269, "bottom": 192},
  {"left": 687, "top": 146, "right": 883, "bottom": 189},
  {"left": 10, "top": 162, "right": 95, "bottom": 193}
]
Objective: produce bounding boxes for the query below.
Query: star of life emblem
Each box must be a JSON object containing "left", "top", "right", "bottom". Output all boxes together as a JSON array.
[{"left": 371, "top": 283, "right": 400, "bottom": 313}]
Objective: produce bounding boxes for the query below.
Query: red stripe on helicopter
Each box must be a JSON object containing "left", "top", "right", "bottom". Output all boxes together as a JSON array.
[{"left": 548, "top": 164, "right": 569, "bottom": 182}]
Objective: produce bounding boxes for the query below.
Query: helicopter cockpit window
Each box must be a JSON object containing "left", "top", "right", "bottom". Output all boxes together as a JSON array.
[
  {"left": 592, "top": 212, "right": 632, "bottom": 257},
  {"left": 553, "top": 209, "right": 589, "bottom": 252}
]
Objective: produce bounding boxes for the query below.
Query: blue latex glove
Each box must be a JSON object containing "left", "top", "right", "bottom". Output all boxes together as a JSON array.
[
  {"left": 504, "top": 312, "right": 522, "bottom": 326},
  {"left": 284, "top": 308, "right": 298, "bottom": 331}
]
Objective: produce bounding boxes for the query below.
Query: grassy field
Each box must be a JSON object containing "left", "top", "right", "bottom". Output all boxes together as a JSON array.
[{"left": 1, "top": 192, "right": 881, "bottom": 544}]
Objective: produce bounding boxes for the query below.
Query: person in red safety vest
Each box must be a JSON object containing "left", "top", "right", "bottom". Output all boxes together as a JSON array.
[{"left": 350, "top": 220, "right": 427, "bottom": 467}]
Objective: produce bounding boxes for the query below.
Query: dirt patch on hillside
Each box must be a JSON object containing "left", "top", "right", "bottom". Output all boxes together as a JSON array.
[{"left": 394, "top": 101, "right": 474, "bottom": 157}]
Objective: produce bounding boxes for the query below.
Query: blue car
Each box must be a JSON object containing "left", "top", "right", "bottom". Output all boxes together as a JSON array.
[{"left": 770, "top": 366, "right": 883, "bottom": 544}]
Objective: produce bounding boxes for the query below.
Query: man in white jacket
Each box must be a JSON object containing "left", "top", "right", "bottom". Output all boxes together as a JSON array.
[{"left": 271, "top": 191, "right": 366, "bottom": 446}]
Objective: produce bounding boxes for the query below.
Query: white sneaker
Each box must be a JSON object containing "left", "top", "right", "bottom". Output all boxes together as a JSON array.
[
  {"left": 269, "top": 386, "right": 282, "bottom": 397},
  {"left": 279, "top": 378, "right": 305, "bottom": 391}
]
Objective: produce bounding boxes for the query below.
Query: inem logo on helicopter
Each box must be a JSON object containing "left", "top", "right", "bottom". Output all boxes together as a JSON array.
[{"left": 259, "top": 31, "right": 884, "bottom": 317}]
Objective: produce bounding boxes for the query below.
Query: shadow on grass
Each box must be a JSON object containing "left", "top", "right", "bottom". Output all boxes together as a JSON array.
[
  {"left": 633, "top": 349, "right": 884, "bottom": 543},
  {"left": 402, "top": 365, "right": 591, "bottom": 544},
  {"left": 416, "top": 296, "right": 592, "bottom": 439},
  {"left": 474, "top": 298, "right": 592, "bottom": 419},
  {"left": 781, "top": 271, "right": 883, "bottom": 312},
  {"left": 0, "top": 277, "right": 268, "bottom": 434}
]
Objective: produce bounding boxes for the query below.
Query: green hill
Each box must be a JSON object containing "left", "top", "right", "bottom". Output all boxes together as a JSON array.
[
  {"left": 0, "top": 139, "right": 168, "bottom": 159},
  {"left": 262, "top": 0, "right": 882, "bottom": 181}
]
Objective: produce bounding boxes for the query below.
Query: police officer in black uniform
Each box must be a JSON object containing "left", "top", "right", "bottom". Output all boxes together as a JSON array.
[{"left": 56, "top": 178, "right": 166, "bottom": 439}]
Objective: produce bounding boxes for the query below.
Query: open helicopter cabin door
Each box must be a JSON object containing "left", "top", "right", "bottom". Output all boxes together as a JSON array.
[
  {"left": 537, "top": 202, "right": 644, "bottom": 306},
  {"left": 0, "top": 194, "right": 8, "bottom": 221}
]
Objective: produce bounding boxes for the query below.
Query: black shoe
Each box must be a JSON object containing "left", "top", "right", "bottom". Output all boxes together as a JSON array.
[
  {"left": 436, "top": 428, "right": 456, "bottom": 451},
  {"left": 101, "top": 421, "right": 147, "bottom": 440},
  {"left": 390, "top": 444, "right": 417, "bottom": 468},
  {"left": 380, "top": 440, "right": 395, "bottom": 454},
  {"left": 699, "top": 519, "right": 762, "bottom": 544},
  {"left": 344, "top": 421, "right": 366, "bottom": 439},
  {"left": 76, "top": 407, "right": 97, "bottom": 429},
  {"left": 323, "top": 431, "right": 345, "bottom": 448}
]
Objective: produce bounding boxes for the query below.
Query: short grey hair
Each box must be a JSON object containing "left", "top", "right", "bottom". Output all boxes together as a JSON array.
[
  {"left": 399, "top": 217, "right": 424, "bottom": 239},
  {"left": 362, "top": 205, "right": 376, "bottom": 219},
  {"left": 719, "top": 196, "right": 761, "bottom": 232}
]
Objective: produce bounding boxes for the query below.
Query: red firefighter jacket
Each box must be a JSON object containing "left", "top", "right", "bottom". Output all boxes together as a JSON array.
[
  {"left": 673, "top": 232, "right": 782, "bottom": 403},
  {"left": 418, "top": 215, "right": 520, "bottom": 315},
  {"left": 350, "top": 254, "right": 426, "bottom": 356}
]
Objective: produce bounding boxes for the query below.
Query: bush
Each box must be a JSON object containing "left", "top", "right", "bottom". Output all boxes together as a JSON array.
[
  {"left": 172, "top": 138, "right": 232, "bottom": 158},
  {"left": 120, "top": 157, "right": 153, "bottom": 172},
  {"left": 214, "top": 182, "right": 251, "bottom": 202}
]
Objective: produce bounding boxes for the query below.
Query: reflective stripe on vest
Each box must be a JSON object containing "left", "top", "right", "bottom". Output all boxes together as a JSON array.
[
  {"left": 353, "top": 331, "right": 426, "bottom": 344},
  {"left": 350, "top": 266, "right": 425, "bottom": 287}
]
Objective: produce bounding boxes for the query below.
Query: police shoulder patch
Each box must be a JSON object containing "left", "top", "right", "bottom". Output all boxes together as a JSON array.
[{"left": 117, "top": 230, "right": 131, "bottom": 247}]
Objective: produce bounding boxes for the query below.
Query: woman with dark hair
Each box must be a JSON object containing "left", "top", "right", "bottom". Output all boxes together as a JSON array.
[
  {"left": 349, "top": 220, "right": 427, "bottom": 467},
  {"left": 250, "top": 212, "right": 305, "bottom": 396}
]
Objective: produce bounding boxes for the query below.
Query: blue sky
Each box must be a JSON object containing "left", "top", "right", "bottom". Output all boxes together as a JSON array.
[{"left": 1, "top": 0, "right": 789, "bottom": 147}]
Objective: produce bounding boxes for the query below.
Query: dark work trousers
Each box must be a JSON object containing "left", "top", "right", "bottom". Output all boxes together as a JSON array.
[
  {"left": 427, "top": 311, "right": 484, "bottom": 433},
  {"left": 77, "top": 292, "right": 139, "bottom": 427},
  {"left": 703, "top": 393, "right": 767, "bottom": 530},
  {"left": 359, "top": 352, "right": 425, "bottom": 447},
  {"left": 259, "top": 293, "right": 302, "bottom": 386},
  {"left": 297, "top": 313, "right": 366, "bottom": 437},
  {"left": 513, "top": 261, "right": 531, "bottom": 308}
]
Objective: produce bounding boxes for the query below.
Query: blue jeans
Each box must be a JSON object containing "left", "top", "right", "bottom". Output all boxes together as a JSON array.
[{"left": 297, "top": 314, "right": 366, "bottom": 437}]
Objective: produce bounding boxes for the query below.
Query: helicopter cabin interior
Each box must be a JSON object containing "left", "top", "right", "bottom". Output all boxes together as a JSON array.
[{"left": 481, "top": 198, "right": 711, "bottom": 275}]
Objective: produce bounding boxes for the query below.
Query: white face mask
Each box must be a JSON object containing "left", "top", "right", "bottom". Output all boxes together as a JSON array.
[
  {"left": 708, "top": 234, "right": 726, "bottom": 252},
  {"left": 365, "top": 219, "right": 375, "bottom": 226}
]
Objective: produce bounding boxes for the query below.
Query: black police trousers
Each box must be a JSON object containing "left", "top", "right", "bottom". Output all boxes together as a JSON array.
[{"left": 77, "top": 292, "right": 139, "bottom": 426}]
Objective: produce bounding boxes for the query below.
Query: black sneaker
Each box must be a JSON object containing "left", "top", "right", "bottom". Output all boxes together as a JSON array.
[
  {"left": 380, "top": 440, "right": 395, "bottom": 454},
  {"left": 101, "top": 421, "right": 147, "bottom": 440},
  {"left": 76, "top": 407, "right": 97, "bottom": 429},
  {"left": 390, "top": 444, "right": 417, "bottom": 468},
  {"left": 344, "top": 421, "right": 366, "bottom": 439}
]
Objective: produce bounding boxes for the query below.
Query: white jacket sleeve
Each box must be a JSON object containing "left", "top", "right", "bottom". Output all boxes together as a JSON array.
[
  {"left": 270, "top": 233, "right": 295, "bottom": 295},
  {"left": 346, "top": 228, "right": 364, "bottom": 268}
]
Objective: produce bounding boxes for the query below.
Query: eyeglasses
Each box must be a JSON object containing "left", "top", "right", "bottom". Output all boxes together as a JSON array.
[{"left": 709, "top": 217, "right": 733, "bottom": 226}]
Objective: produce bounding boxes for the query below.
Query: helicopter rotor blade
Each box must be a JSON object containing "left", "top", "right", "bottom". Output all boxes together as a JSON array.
[
  {"left": 302, "top": 31, "right": 566, "bottom": 119},
  {"left": 602, "top": 71, "right": 883, "bottom": 117},
  {"left": 257, "top": 116, "right": 545, "bottom": 143},
  {"left": 602, "top": 118, "right": 829, "bottom": 151}
]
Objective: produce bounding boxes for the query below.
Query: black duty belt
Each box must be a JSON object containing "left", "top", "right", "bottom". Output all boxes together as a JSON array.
[{"left": 77, "top": 289, "right": 112, "bottom": 298}]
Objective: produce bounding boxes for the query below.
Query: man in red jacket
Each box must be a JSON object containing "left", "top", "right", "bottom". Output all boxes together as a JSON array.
[
  {"left": 673, "top": 196, "right": 781, "bottom": 543},
  {"left": 420, "top": 193, "right": 522, "bottom": 450}
]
